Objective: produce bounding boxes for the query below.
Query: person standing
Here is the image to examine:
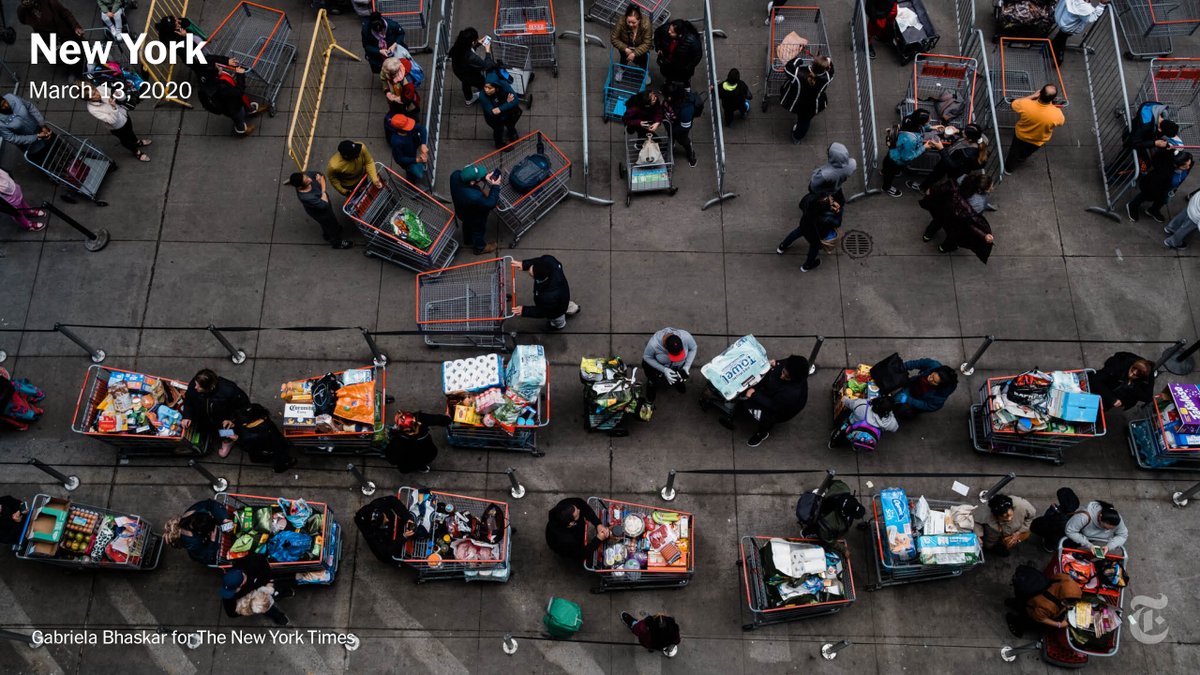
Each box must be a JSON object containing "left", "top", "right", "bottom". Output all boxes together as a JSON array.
[
  {"left": 181, "top": 369, "right": 250, "bottom": 458},
  {"left": 653, "top": 19, "right": 703, "bottom": 89},
  {"left": 480, "top": 71, "right": 522, "bottom": 149},
  {"left": 809, "top": 142, "right": 857, "bottom": 206},
  {"left": 620, "top": 613, "right": 681, "bottom": 658},
  {"left": 380, "top": 57, "right": 421, "bottom": 118},
  {"left": 776, "top": 191, "right": 841, "bottom": 273},
  {"left": 865, "top": 0, "right": 898, "bottom": 59},
  {"left": 0, "top": 93, "right": 54, "bottom": 160},
  {"left": 663, "top": 82, "right": 698, "bottom": 167},
  {"left": 326, "top": 140, "right": 382, "bottom": 196},
  {"left": 285, "top": 172, "right": 353, "bottom": 249},
  {"left": 1006, "top": 86, "right": 1064, "bottom": 171},
  {"left": 1164, "top": 188, "right": 1200, "bottom": 250},
  {"left": 717, "top": 68, "right": 752, "bottom": 126},
  {"left": 919, "top": 174, "right": 995, "bottom": 261},
  {"left": 448, "top": 28, "right": 490, "bottom": 106},
  {"left": 382, "top": 410, "right": 451, "bottom": 473},
  {"left": 1126, "top": 150, "right": 1192, "bottom": 223},
  {"left": 974, "top": 493, "right": 1036, "bottom": 558},
  {"left": 513, "top": 256, "right": 580, "bottom": 330},
  {"left": 642, "top": 328, "right": 698, "bottom": 403},
  {"left": 738, "top": 356, "right": 809, "bottom": 447},
  {"left": 1052, "top": 0, "right": 1109, "bottom": 63},
  {"left": 220, "top": 552, "right": 295, "bottom": 626},
  {"left": 881, "top": 109, "right": 938, "bottom": 197},
  {"left": 85, "top": 84, "right": 151, "bottom": 162},
  {"left": 545, "top": 497, "right": 609, "bottom": 561},
  {"left": 361, "top": 11, "right": 406, "bottom": 74},
  {"left": 0, "top": 168, "right": 46, "bottom": 231},
  {"left": 611, "top": 5, "right": 654, "bottom": 71},
  {"left": 909, "top": 124, "right": 989, "bottom": 193},
  {"left": 780, "top": 55, "right": 832, "bottom": 144},
  {"left": 449, "top": 163, "right": 502, "bottom": 255},
  {"left": 1089, "top": 352, "right": 1154, "bottom": 410},
  {"left": 194, "top": 58, "right": 259, "bottom": 137},
  {"left": 384, "top": 114, "right": 430, "bottom": 186}
]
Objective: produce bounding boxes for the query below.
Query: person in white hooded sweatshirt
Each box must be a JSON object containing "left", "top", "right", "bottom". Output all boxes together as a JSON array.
[{"left": 85, "top": 84, "right": 151, "bottom": 162}]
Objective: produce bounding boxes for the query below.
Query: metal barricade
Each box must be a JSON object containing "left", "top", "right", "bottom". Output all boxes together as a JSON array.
[
  {"left": 344, "top": 163, "right": 459, "bottom": 271},
  {"left": 761, "top": 5, "right": 828, "bottom": 112},
  {"left": 287, "top": 9, "right": 361, "bottom": 172},
  {"left": 394, "top": 488, "right": 512, "bottom": 582},
  {"left": 70, "top": 365, "right": 212, "bottom": 458},
  {"left": 1136, "top": 58, "right": 1200, "bottom": 148},
  {"left": 138, "top": 0, "right": 194, "bottom": 108},
  {"left": 373, "top": 0, "right": 432, "bottom": 51},
  {"left": 898, "top": 53, "right": 977, "bottom": 172},
  {"left": 280, "top": 365, "right": 388, "bottom": 454},
  {"left": 990, "top": 38, "right": 1068, "bottom": 130},
  {"left": 700, "top": 0, "right": 736, "bottom": 210},
  {"left": 416, "top": 257, "right": 516, "bottom": 349},
  {"left": 468, "top": 131, "right": 572, "bottom": 246},
  {"left": 848, "top": 0, "right": 880, "bottom": 202},
  {"left": 205, "top": 2, "right": 297, "bottom": 115},
  {"left": 586, "top": 0, "right": 670, "bottom": 27},
  {"left": 495, "top": 0, "right": 558, "bottom": 75},
  {"left": 953, "top": 0, "right": 975, "bottom": 53},
  {"left": 1083, "top": 12, "right": 1137, "bottom": 221},
  {"left": 25, "top": 124, "right": 115, "bottom": 206},
  {"left": 962, "top": 29, "right": 1008, "bottom": 181},
  {"left": 1114, "top": 0, "right": 1175, "bottom": 59},
  {"left": 619, "top": 128, "right": 676, "bottom": 205},
  {"left": 424, "top": 20, "right": 450, "bottom": 193}
]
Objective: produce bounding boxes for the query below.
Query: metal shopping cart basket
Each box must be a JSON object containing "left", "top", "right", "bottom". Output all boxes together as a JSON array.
[
  {"left": 1113, "top": 0, "right": 1199, "bottom": 60},
  {"left": 13, "top": 494, "right": 164, "bottom": 571},
  {"left": 1134, "top": 58, "right": 1200, "bottom": 149},
  {"left": 372, "top": 0, "right": 432, "bottom": 52},
  {"left": 395, "top": 487, "right": 512, "bottom": 582},
  {"left": 969, "top": 369, "right": 1107, "bottom": 465},
  {"left": 344, "top": 163, "right": 459, "bottom": 272},
  {"left": 416, "top": 256, "right": 517, "bottom": 349},
  {"left": 70, "top": 365, "right": 212, "bottom": 458},
  {"left": 1127, "top": 385, "right": 1200, "bottom": 470},
  {"left": 280, "top": 364, "right": 388, "bottom": 455},
  {"left": 445, "top": 362, "right": 549, "bottom": 454},
  {"left": 584, "top": 497, "right": 694, "bottom": 593},
  {"left": 602, "top": 48, "right": 648, "bottom": 122},
  {"left": 863, "top": 494, "right": 983, "bottom": 590},
  {"left": 1042, "top": 539, "right": 1126, "bottom": 662},
  {"left": 619, "top": 128, "right": 676, "bottom": 206},
  {"left": 495, "top": 0, "right": 558, "bottom": 75},
  {"left": 469, "top": 131, "right": 572, "bottom": 246},
  {"left": 214, "top": 493, "right": 343, "bottom": 585},
  {"left": 490, "top": 40, "right": 536, "bottom": 108},
  {"left": 586, "top": 0, "right": 671, "bottom": 28},
  {"left": 205, "top": 2, "right": 297, "bottom": 116},
  {"left": 25, "top": 124, "right": 115, "bottom": 206},
  {"left": 761, "top": 5, "right": 828, "bottom": 112},
  {"left": 898, "top": 53, "right": 978, "bottom": 172},
  {"left": 991, "top": 37, "right": 1067, "bottom": 129},
  {"left": 738, "top": 535, "right": 856, "bottom": 630}
]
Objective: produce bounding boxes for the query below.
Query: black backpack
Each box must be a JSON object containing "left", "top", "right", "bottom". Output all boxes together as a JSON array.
[
  {"left": 311, "top": 373, "right": 341, "bottom": 416},
  {"left": 509, "top": 135, "right": 552, "bottom": 195},
  {"left": 1012, "top": 562, "right": 1053, "bottom": 603}
]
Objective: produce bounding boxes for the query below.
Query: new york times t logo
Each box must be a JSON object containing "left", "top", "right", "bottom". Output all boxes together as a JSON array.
[
  {"left": 30, "top": 33, "right": 207, "bottom": 66},
  {"left": 1128, "top": 594, "right": 1170, "bottom": 645}
]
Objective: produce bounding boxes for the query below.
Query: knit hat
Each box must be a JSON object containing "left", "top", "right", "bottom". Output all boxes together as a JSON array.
[
  {"left": 220, "top": 570, "right": 245, "bottom": 599},
  {"left": 389, "top": 114, "right": 415, "bottom": 132},
  {"left": 337, "top": 140, "right": 362, "bottom": 159},
  {"left": 784, "top": 355, "right": 809, "bottom": 377},
  {"left": 665, "top": 334, "right": 686, "bottom": 363},
  {"left": 460, "top": 164, "right": 487, "bottom": 182}
]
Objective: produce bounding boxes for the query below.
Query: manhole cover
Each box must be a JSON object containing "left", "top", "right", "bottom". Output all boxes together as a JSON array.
[{"left": 841, "top": 230, "right": 872, "bottom": 258}]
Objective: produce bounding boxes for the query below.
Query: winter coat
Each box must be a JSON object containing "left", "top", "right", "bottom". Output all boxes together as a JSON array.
[
  {"left": 929, "top": 138, "right": 985, "bottom": 182},
  {"left": 610, "top": 11, "right": 654, "bottom": 58},
  {"left": 361, "top": 18, "right": 406, "bottom": 72},
  {"left": 653, "top": 23, "right": 702, "bottom": 83},
  {"left": 221, "top": 553, "right": 275, "bottom": 618},
  {"left": 745, "top": 361, "right": 808, "bottom": 425},
  {"left": 545, "top": 497, "right": 601, "bottom": 560},
  {"left": 973, "top": 495, "right": 1036, "bottom": 547},
  {"left": 632, "top": 615, "right": 681, "bottom": 651},
  {"left": 781, "top": 58, "right": 833, "bottom": 117},
  {"left": 1090, "top": 351, "right": 1154, "bottom": 410},
  {"left": 450, "top": 43, "right": 487, "bottom": 82},
  {"left": 481, "top": 71, "right": 521, "bottom": 123},
  {"left": 622, "top": 95, "right": 666, "bottom": 134},
  {"left": 841, "top": 396, "right": 899, "bottom": 432},
  {"left": 179, "top": 499, "right": 229, "bottom": 565},
  {"left": 354, "top": 496, "right": 414, "bottom": 564},
  {"left": 449, "top": 170, "right": 500, "bottom": 229},
  {"left": 0, "top": 495, "right": 25, "bottom": 545},
  {"left": 795, "top": 191, "right": 841, "bottom": 245},
  {"left": 195, "top": 59, "right": 250, "bottom": 119},
  {"left": 522, "top": 255, "right": 571, "bottom": 319},
  {"left": 181, "top": 376, "right": 250, "bottom": 431},
  {"left": 643, "top": 328, "right": 698, "bottom": 375},
  {"left": 899, "top": 358, "right": 957, "bottom": 412},
  {"left": 919, "top": 181, "right": 994, "bottom": 263},
  {"left": 809, "top": 143, "right": 856, "bottom": 196},
  {"left": 1064, "top": 501, "right": 1129, "bottom": 551},
  {"left": 718, "top": 79, "right": 752, "bottom": 111},
  {"left": 1137, "top": 147, "right": 1191, "bottom": 198},
  {"left": 384, "top": 118, "right": 428, "bottom": 169},
  {"left": 17, "top": 0, "right": 81, "bottom": 40},
  {"left": 0, "top": 94, "right": 47, "bottom": 150}
]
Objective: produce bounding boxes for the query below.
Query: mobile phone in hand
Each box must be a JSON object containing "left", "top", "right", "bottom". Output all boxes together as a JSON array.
[
  {"left": 219, "top": 428, "right": 235, "bottom": 438},
  {"left": 489, "top": 169, "right": 502, "bottom": 181},
  {"left": 482, "top": 35, "right": 492, "bottom": 47}
]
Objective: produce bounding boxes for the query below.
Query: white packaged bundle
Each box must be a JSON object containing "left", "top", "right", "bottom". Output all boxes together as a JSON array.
[
  {"left": 505, "top": 345, "right": 547, "bottom": 400},
  {"left": 442, "top": 354, "right": 504, "bottom": 393}
]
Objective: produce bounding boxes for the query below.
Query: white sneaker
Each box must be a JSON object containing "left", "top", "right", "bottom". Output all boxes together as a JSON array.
[{"left": 566, "top": 301, "right": 580, "bottom": 316}]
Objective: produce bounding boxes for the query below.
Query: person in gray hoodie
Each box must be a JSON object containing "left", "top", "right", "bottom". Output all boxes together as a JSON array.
[
  {"left": 0, "top": 93, "right": 53, "bottom": 160},
  {"left": 642, "top": 328, "right": 698, "bottom": 402},
  {"left": 809, "top": 142, "right": 857, "bottom": 207},
  {"left": 1064, "top": 500, "right": 1128, "bottom": 555}
]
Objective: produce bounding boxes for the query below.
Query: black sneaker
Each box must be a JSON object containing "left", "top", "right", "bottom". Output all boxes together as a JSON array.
[
  {"left": 332, "top": 240, "right": 353, "bottom": 249},
  {"left": 775, "top": 245, "right": 786, "bottom": 254},
  {"left": 718, "top": 416, "right": 735, "bottom": 430},
  {"left": 1165, "top": 237, "right": 1188, "bottom": 250},
  {"left": 274, "top": 587, "right": 295, "bottom": 599},
  {"left": 922, "top": 234, "right": 934, "bottom": 242},
  {"left": 747, "top": 432, "right": 769, "bottom": 447},
  {"left": 868, "top": 44, "right": 876, "bottom": 59},
  {"left": 1126, "top": 202, "right": 1140, "bottom": 222},
  {"left": 800, "top": 258, "right": 821, "bottom": 272},
  {"left": 620, "top": 612, "right": 636, "bottom": 628},
  {"left": 905, "top": 180, "right": 923, "bottom": 192},
  {"left": 688, "top": 152, "right": 698, "bottom": 167},
  {"left": 884, "top": 186, "right": 902, "bottom": 198},
  {"left": 1147, "top": 209, "right": 1166, "bottom": 223}
]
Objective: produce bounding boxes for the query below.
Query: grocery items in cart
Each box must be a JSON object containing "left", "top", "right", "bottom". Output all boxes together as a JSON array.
[
  {"left": 84, "top": 370, "right": 188, "bottom": 438},
  {"left": 443, "top": 345, "right": 546, "bottom": 436},
  {"left": 15, "top": 494, "right": 161, "bottom": 570}
]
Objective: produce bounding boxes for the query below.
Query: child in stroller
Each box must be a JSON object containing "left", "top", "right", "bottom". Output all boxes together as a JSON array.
[{"left": 86, "top": 61, "right": 147, "bottom": 108}]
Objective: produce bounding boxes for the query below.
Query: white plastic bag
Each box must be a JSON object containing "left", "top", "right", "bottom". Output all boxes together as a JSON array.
[{"left": 636, "top": 135, "right": 664, "bottom": 165}]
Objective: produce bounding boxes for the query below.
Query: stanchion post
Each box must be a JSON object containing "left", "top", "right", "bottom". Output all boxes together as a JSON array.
[
  {"left": 960, "top": 335, "right": 995, "bottom": 376},
  {"left": 188, "top": 459, "right": 229, "bottom": 493},
  {"left": 1159, "top": 339, "right": 1195, "bottom": 376},
  {"left": 362, "top": 329, "right": 388, "bottom": 367},
  {"left": 347, "top": 463, "right": 376, "bottom": 496},
  {"left": 660, "top": 469, "right": 677, "bottom": 501},
  {"left": 821, "top": 640, "right": 851, "bottom": 660},
  {"left": 41, "top": 201, "right": 109, "bottom": 252},
  {"left": 504, "top": 467, "right": 526, "bottom": 499},
  {"left": 28, "top": 458, "right": 79, "bottom": 491},
  {"left": 1172, "top": 479, "right": 1200, "bottom": 508},
  {"left": 54, "top": 323, "right": 105, "bottom": 363},
  {"left": 1000, "top": 640, "right": 1042, "bottom": 662},
  {"left": 0, "top": 349, "right": 7, "bottom": 363},
  {"left": 979, "top": 472, "right": 1016, "bottom": 503},
  {"left": 806, "top": 336, "right": 825, "bottom": 376},
  {"left": 0, "top": 628, "right": 39, "bottom": 648},
  {"left": 208, "top": 325, "right": 246, "bottom": 365},
  {"left": 502, "top": 634, "right": 518, "bottom": 655}
]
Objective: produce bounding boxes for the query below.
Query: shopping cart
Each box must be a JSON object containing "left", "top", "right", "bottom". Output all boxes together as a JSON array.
[
  {"left": 395, "top": 487, "right": 512, "bottom": 582},
  {"left": 1114, "top": 0, "right": 1199, "bottom": 60},
  {"left": 602, "top": 48, "right": 648, "bottom": 122},
  {"left": 495, "top": 0, "right": 558, "bottom": 75},
  {"left": 1134, "top": 58, "right": 1200, "bottom": 148},
  {"left": 13, "top": 494, "right": 164, "bottom": 571},
  {"left": 372, "top": 0, "right": 432, "bottom": 52},
  {"left": 585, "top": 0, "right": 671, "bottom": 28},
  {"left": 343, "top": 163, "right": 459, "bottom": 272},
  {"left": 761, "top": 5, "right": 828, "bottom": 112},
  {"left": 415, "top": 257, "right": 517, "bottom": 349},
  {"left": 468, "top": 131, "right": 572, "bottom": 246},
  {"left": 738, "top": 535, "right": 856, "bottom": 630},
  {"left": 25, "top": 124, "right": 115, "bottom": 206},
  {"left": 205, "top": 2, "right": 297, "bottom": 116},
  {"left": 490, "top": 40, "right": 536, "bottom": 109},
  {"left": 991, "top": 37, "right": 1067, "bottom": 129},
  {"left": 619, "top": 129, "right": 676, "bottom": 206},
  {"left": 969, "top": 369, "right": 1106, "bottom": 465},
  {"left": 280, "top": 364, "right": 388, "bottom": 455},
  {"left": 863, "top": 494, "right": 983, "bottom": 590},
  {"left": 897, "top": 53, "right": 978, "bottom": 172},
  {"left": 444, "top": 363, "right": 549, "bottom": 454},
  {"left": 214, "top": 493, "right": 343, "bottom": 585},
  {"left": 1046, "top": 539, "right": 1126, "bottom": 660},
  {"left": 584, "top": 497, "right": 694, "bottom": 593},
  {"left": 70, "top": 365, "right": 212, "bottom": 459},
  {"left": 1127, "top": 386, "right": 1200, "bottom": 470}
]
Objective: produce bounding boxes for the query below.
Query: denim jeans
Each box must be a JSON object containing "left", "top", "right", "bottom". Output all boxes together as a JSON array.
[{"left": 1165, "top": 208, "right": 1198, "bottom": 247}]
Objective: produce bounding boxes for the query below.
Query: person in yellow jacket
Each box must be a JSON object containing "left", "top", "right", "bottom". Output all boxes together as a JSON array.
[
  {"left": 1006, "top": 85, "right": 1065, "bottom": 172},
  {"left": 326, "top": 140, "right": 383, "bottom": 196}
]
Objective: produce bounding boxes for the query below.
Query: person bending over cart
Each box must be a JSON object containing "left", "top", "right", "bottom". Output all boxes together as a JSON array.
[
  {"left": 622, "top": 90, "right": 666, "bottom": 135},
  {"left": 1064, "top": 500, "right": 1128, "bottom": 557},
  {"left": 450, "top": 164, "right": 502, "bottom": 255},
  {"left": 643, "top": 328, "right": 698, "bottom": 403},
  {"left": 734, "top": 355, "right": 809, "bottom": 448},
  {"left": 0, "top": 496, "right": 28, "bottom": 545},
  {"left": 546, "top": 497, "right": 610, "bottom": 561},
  {"left": 354, "top": 495, "right": 416, "bottom": 565},
  {"left": 892, "top": 358, "right": 958, "bottom": 418},
  {"left": 164, "top": 498, "right": 234, "bottom": 565},
  {"left": 233, "top": 403, "right": 297, "bottom": 473},
  {"left": 974, "top": 493, "right": 1036, "bottom": 558},
  {"left": 1031, "top": 487, "right": 1080, "bottom": 552},
  {"left": 612, "top": 4, "right": 654, "bottom": 71},
  {"left": 383, "top": 411, "right": 451, "bottom": 473},
  {"left": 327, "top": 140, "right": 382, "bottom": 196},
  {"left": 620, "top": 612, "right": 681, "bottom": 658},
  {"left": 221, "top": 552, "right": 296, "bottom": 626},
  {"left": 1009, "top": 572, "right": 1082, "bottom": 636},
  {"left": 0, "top": 93, "right": 55, "bottom": 163},
  {"left": 513, "top": 256, "right": 581, "bottom": 331},
  {"left": 361, "top": 11, "right": 406, "bottom": 74},
  {"left": 181, "top": 369, "right": 250, "bottom": 458},
  {"left": 1089, "top": 352, "right": 1154, "bottom": 411}
]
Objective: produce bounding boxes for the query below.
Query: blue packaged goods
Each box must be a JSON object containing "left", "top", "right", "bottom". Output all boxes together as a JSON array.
[
  {"left": 880, "top": 487, "right": 916, "bottom": 562},
  {"left": 917, "top": 533, "right": 980, "bottom": 565},
  {"left": 505, "top": 345, "right": 547, "bottom": 401},
  {"left": 701, "top": 335, "right": 771, "bottom": 401},
  {"left": 1047, "top": 390, "right": 1101, "bottom": 423}
]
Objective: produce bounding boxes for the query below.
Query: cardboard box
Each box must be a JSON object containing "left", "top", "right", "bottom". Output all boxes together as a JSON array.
[
  {"left": 880, "top": 487, "right": 916, "bottom": 562},
  {"left": 28, "top": 498, "right": 70, "bottom": 556},
  {"left": 1168, "top": 384, "right": 1200, "bottom": 434},
  {"left": 284, "top": 403, "right": 316, "bottom": 427},
  {"left": 1048, "top": 389, "right": 1101, "bottom": 423}
]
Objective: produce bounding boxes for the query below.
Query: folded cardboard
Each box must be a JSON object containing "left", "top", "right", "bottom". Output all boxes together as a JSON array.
[{"left": 28, "top": 498, "right": 70, "bottom": 556}]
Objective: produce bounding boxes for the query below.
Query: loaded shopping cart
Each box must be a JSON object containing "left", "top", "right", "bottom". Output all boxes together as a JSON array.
[
  {"left": 863, "top": 490, "right": 983, "bottom": 591},
  {"left": 214, "top": 493, "right": 342, "bottom": 585},
  {"left": 442, "top": 345, "right": 550, "bottom": 454},
  {"left": 279, "top": 364, "right": 388, "bottom": 454},
  {"left": 991, "top": 37, "right": 1067, "bottom": 129},
  {"left": 584, "top": 497, "right": 694, "bottom": 593},
  {"left": 969, "top": 368, "right": 1107, "bottom": 465},
  {"left": 1040, "top": 539, "right": 1127, "bottom": 665},
  {"left": 372, "top": 0, "right": 432, "bottom": 52},
  {"left": 1113, "top": 0, "right": 1199, "bottom": 59},
  {"left": 602, "top": 48, "right": 648, "bottom": 122},
  {"left": 619, "top": 129, "right": 677, "bottom": 206},
  {"left": 343, "top": 163, "right": 459, "bottom": 272},
  {"left": 586, "top": 0, "right": 671, "bottom": 28},
  {"left": 897, "top": 53, "right": 978, "bottom": 172},
  {"left": 738, "top": 536, "right": 855, "bottom": 630},
  {"left": 495, "top": 0, "right": 558, "bottom": 75},
  {"left": 13, "top": 494, "right": 163, "bottom": 571},
  {"left": 1134, "top": 58, "right": 1200, "bottom": 148},
  {"left": 205, "top": 2, "right": 297, "bottom": 116},
  {"left": 416, "top": 257, "right": 517, "bottom": 349},
  {"left": 395, "top": 487, "right": 512, "bottom": 582},
  {"left": 490, "top": 40, "right": 536, "bottom": 108},
  {"left": 762, "top": 5, "right": 828, "bottom": 111},
  {"left": 580, "top": 356, "right": 642, "bottom": 435},
  {"left": 1128, "top": 382, "right": 1200, "bottom": 470},
  {"left": 26, "top": 124, "right": 115, "bottom": 206},
  {"left": 468, "top": 131, "right": 572, "bottom": 246},
  {"left": 71, "top": 365, "right": 212, "bottom": 458}
]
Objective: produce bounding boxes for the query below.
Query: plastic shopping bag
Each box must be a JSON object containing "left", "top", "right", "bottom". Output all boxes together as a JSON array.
[{"left": 636, "top": 135, "right": 664, "bottom": 165}]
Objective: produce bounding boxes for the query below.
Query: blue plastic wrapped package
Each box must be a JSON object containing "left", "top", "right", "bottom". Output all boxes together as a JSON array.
[
  {"left": 701, "top": 335, "right": 771, "bottom": 401},
  {"left": 505, "top": 345, "right": 547, "bottom": 401}
]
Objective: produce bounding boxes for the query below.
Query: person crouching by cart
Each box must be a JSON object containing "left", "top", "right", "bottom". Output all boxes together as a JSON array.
[
  {"left": 163, "top": 498, "right": 234, "bottom": 565},
  {"left": 1031, "top": 487, "right": 1081, "bottom": 552},
  {"left": 232, "top": 403, "right": 297, "bottom": 473},
  {"left": 195, "top": 58, "right": 261, "bottom": 137},
  {"left": 1089, "top": 352, "right": 1154, "bottom": 411},
  {"left": 620, "top": 612, "right": 681, "bottom": 658},
  {"left": 1007, "top": 572, "right": 1082, "bottom": 637},
  {"left": 0, "top": 496, "right": 29, "bottom": 545},
  {"left": 221, "top": 552, "right": 296, "bottom": 627},
  {"left": 354, "top": 495, "right": 416, "bottom": 565},
  {"left": 892, "top": 359, "right": 958, "bottom": 419},
  {"left": 545, "top": 497, "right": 610, "bottom": 561},
  {"left": 181, "top": 369, "right": 250, "bottom": 458},
  {"left": 973, "top": 493, "right": 1036, "bottom": 559},
  {"left": 733, "top": 355, "right": 809, "bottom": 448},
  {"left": 643, "top": 328, "right": 697, "bottom": 403},
  {"left": 513, "top": 256, "right": 581, "bottom": 331},
  {"left": 383, "top": 411, "right": 451, "bottom": 473}
]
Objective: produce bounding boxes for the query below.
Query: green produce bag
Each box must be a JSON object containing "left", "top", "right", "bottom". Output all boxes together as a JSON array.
[
  {"left": 401, "top": 208, "right": 433, "bottom": 250},
  {"left": 542, "top": 597, "right": 582, "bottom": 638}
]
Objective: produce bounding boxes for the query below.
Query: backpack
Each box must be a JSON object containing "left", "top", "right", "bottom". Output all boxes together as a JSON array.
[
  {"left": 843, "top": 419, "right": 881, "bottom": 453},
  {"left": 311, "top": 373, "right": 341, "bottom": 416},
  {"left": 885, "top": 123, "right": 900, "bottom": 149},
  {"left": 1012, "top": 562, "right": 1053, "bottom": 602},
  {"left": 509, "top": 136, "right": 553, "bottom": 194},
  {"left": 543, "top": 597, "right": 582, "bottom": 638},
  {"left": 805, "top": 480, "right": 866, "bottom": 542},
  {"left": 795, "top": 491, "right": 823, "bottom": 528}
]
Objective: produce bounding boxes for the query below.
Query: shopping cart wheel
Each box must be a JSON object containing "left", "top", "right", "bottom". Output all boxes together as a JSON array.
[
  {"left": 866, "top": 584, "right": 878, "bottom": 592},
  {"left": 625, "top": 194, "right": 631, "bottom": 207},
  {"left": 618, "top": 162, "right": 626, "bottom": 179},
  {"left": 553, "top": 65, "right": 558, "bottom": 78},
  {"left": 0, "top": 27, "right": 14, "bottom": 45},
  {"left": 268, "top": 105, "right": 277, "bottom": 118},
  {"left": 95, "top": 200, "right": 109, "bottom": 207},
  {"left": 590, "top": 587, "right": 606, "bottom": 594},
  {"left": 532, "top": 450, "right": 545, "bottom": 458},
  {"left": 742, "top": 623, "right": 757, "bottom": 631},
  {"left": 761, "top": 99, "right": 768, "bottom": 113},
  {"left": 667, "top": 187, "right": 678, "bottom": 197}
]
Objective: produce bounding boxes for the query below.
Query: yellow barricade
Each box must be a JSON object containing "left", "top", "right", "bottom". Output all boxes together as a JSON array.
[
  {"left": 139, "top": 0, "right": 195, "bottom": 109},
  {"left": 287, "top": 9, "right": 361, "bottom": 172}
]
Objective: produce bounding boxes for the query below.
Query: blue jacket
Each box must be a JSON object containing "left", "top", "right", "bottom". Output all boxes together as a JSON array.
[
  {"left": 384, "top": 117, "right": 428, "bottom": 168},
  {"left": 449, "top": 170, "right": 500, "bottom": 227},
  {"left": 481, "top": 71, "right": 520, "bottom": 121},
  {"left": 888, "top": 130, "right": 926, "bottom": 165},
  {"left": 361, "top": 18, "right": 406, "bottom": 70},
  {"left": 898, "top": 358, "right": 956, "bottom": 412}
]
